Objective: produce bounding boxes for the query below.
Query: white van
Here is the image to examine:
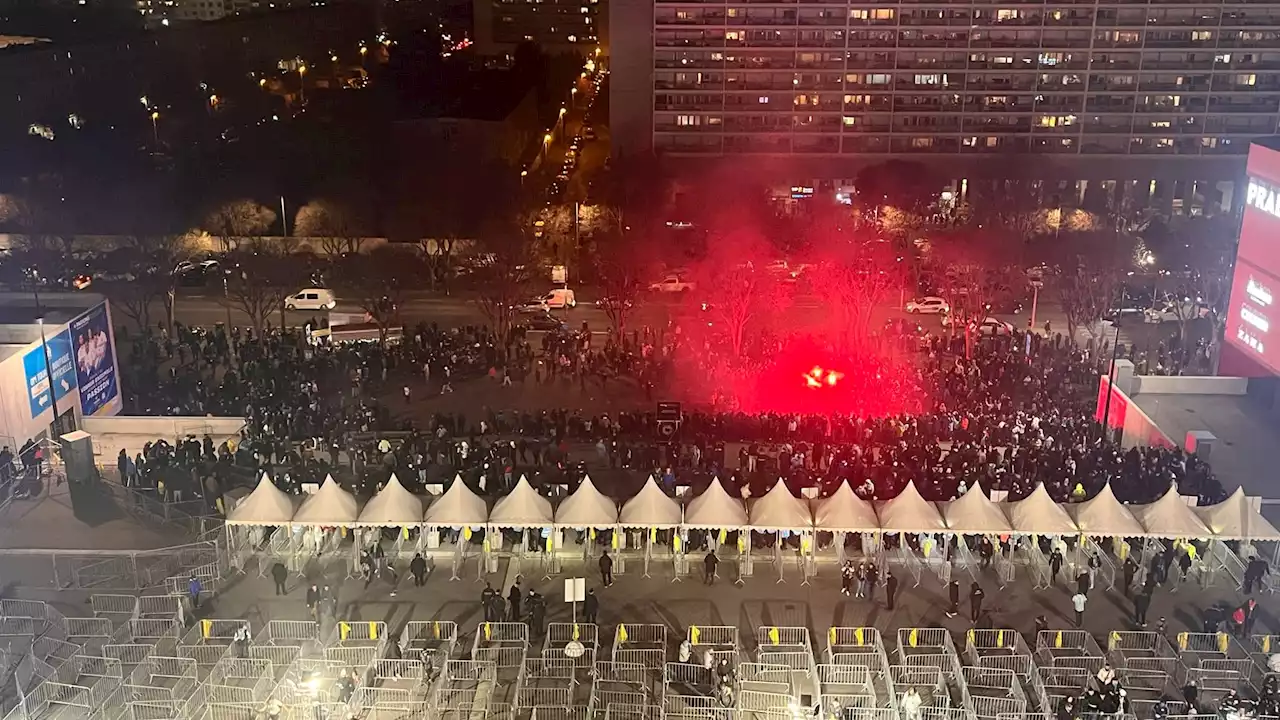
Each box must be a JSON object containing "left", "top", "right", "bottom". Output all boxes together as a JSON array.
[
  {"left": 522, "top": 287, "right": 576, "bottom": 311},
  {"left": 284, "top": 288, "right": 337, "bottom": 311}
]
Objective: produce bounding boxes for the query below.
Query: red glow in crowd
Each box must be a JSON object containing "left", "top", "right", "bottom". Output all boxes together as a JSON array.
[
  {"left": 803, "top": 366, "right": 845, "bottom": 389},
  {"left": 691, "top": 336, "right": 926, "bottom": 416}
]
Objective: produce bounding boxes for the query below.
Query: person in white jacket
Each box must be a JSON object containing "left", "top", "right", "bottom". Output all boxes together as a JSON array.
[{"left": 902, "top": 686, "right": 924, "bottom": 720}]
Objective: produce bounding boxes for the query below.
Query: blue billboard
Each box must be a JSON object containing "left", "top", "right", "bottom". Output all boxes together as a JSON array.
[
  {"left": 69, "top": 303, "right": 119, "bottom": 417},
  {"left": 23, "top": 329, "right": 76, "bottom": 419}
]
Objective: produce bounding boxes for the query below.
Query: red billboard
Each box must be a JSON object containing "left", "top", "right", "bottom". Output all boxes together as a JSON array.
[{"left": 1225, "top": 143, "right": 1280, "bottom": 375}]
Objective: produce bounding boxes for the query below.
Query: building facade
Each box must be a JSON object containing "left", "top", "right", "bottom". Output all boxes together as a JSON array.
[
  {"left": 473, "top": 0, "right": 601, "bottom": 55},
  {"left": 610, "top": 0, "right": 1280, "bottom": 211}
]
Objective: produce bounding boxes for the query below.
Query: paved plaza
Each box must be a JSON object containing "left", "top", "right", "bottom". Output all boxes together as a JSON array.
[{"left": 0, "top": 504, "right": 1275, "bottom": 720}]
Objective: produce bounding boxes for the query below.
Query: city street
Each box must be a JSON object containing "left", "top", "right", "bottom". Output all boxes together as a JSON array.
[{"left": 156, "top": 289, "right": 1172, "bottom": 353}]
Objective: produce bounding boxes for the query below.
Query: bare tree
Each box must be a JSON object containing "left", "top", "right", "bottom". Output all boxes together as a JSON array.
[
  {"left": 808, "top": 240, "right": 904, "bottom": 350},
  {"left": 293, "top": 200, "right": 367, "bottom": 256},
  {"left": 1047, "top": 230, "right": 1134, "bottom": 343},
  {"left": 220, "top": 250, "right": 301, "bottom": 336},
  {"left": 333, "top": 248, "right": 423, "bottom": 344},
  {"left": 418, "top": 236, "right": 458, "bottom": 293},
  {"left": 594, "top": 227, "right": 654, "bottom": 342},
  {"left": 694, "top": 228, "right": 793, "bottom": 358},
  {"left": 203, "top": 200, "right": 277, "bottom": 249},
  {"left": 473, "top": 215, "right": 535, "bottom": 350}
]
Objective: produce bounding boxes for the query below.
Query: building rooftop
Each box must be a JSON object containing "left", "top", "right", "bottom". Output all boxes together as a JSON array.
[{"left": 1133, "top": 391, "right": 1280, "bottom": 524}]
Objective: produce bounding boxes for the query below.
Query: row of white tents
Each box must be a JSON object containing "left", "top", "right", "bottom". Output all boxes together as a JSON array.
[{"left": 225, "top": 472, "right": 1280, "bottom": 541}]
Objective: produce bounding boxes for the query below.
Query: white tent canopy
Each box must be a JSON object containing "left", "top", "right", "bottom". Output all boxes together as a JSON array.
[
  {"left": 423, "top": 475, "right": 489, "bottom": 527},
  {"left": 813, "top": 483, "right": 879, "bottom": 532},
  {"left": 1002, "top": 484, "right": 1077, "bottom": 536},
  {"left": 227, "top": 473, "right": 296, "bottom": 526},
  {"left": 489, "top": 475, "right": 554, "bottom": 529},
  {"left": 292, "top": 474, "right": 359, "bottom": 526},
  {"left": 555, "top": 475, "right": 618, "bottom": 528},
  {"left": 942, "top": 485, "right": 1012, "bottom": 535},
  {"left": 1070, "top": 484, "right": 1145, "bottom": 537},
  {"left": 619, "top": 476, "right": 682, "bottom": 528},
  {"left": 876, "top": 480, "right": 946, "bottom": 534},
  {"left": 749, "top": 480, "right": 813, "bottom": 531},
  {"left": 684, "top": 477, "right": 748, "bottom": 529},
  {"left": 1131, "top": 486, "right": 1211, "bottom": 539},
  {"left": 357, "top": 473, "right": 424, "bottom": 527},
  {"left": 1195, "top": 487, "right": 1280, "bottom": 541}
]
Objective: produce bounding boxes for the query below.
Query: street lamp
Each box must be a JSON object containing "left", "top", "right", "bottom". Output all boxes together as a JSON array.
[
  {"left": 28, "top": 269, "right": 63, "bottom": 440},
  {"left": 298, "top": 64, "right": 307, "bottom": 104},
  {"left": 1100, "top": 317, "right": 1123, "bottom": 444},
  {"left": 150, "top": 111, "right": 160, "bottom": 147}
]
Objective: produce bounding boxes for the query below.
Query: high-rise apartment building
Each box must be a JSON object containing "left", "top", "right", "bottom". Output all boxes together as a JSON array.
[
  {"left": 610, "top": 0, "right": 1280, "bottom": 211},
  {"left": 474, "top": 0, "right": 601, "bottom": 55}
]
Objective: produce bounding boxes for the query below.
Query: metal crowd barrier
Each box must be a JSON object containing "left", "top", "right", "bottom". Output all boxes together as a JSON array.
[
  {"left": 964, "top": 630, "right": 1034, "bottom": 680},
  {"left": 543, "top": 623, "right": 598, "bottom": 667},
  {"left": 103, "top": 620, "right": 182, "bottom": 673},
  {"left": 178, "top": 620, "right": 250, "bottom": 676},
  {"left": 399, "top": 620, "right": 456, "bottom": 673},
  {"left": 432, "top": 659, "right": 499, "bottom": 717},
  {"left": 125, "top": 656, "right": 198, "bottom": 703},
  {"left": 201, "top": 657, "right": 273, "bottom": 704},
  {"left": 590, "top": 661, "right": 660, "bottom": 717},
  {"left": 1035, "top": 630, "right": 1104, "bottom": 675},
  {"left": 961, "top": 666, "right": 1026, "bottom": 720},
  {"left": 612, "top": 625, "right": 666, "bottom": 676},
  {"left": 1107, "top": 631, "right": 1181, "bottom": 679},
  {"left": 249, "top": 621, "right": 325, "bottom": 678}
]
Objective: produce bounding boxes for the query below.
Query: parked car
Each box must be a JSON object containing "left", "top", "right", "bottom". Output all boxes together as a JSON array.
[
  {"left": 649, "top": 275, "right": 695, "bottom": 293},
  {"left": 905, "top": 296, "right": 951, "bottom": 314},
  {"left": 520, "top": 311, "right": 568, "bottom": 332}
]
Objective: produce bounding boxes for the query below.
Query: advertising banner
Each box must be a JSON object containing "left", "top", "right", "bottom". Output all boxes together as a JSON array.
[
  {"left": 22, "top": 330, "right": 76, "bottom": 419},
  {"left": 69, "top": 303, "right": 120, "bottom": 417}
]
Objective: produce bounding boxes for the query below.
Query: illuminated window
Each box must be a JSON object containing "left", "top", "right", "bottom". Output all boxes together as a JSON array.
[
  {"left": 985, "top": 137, "right": 999, "bottom": 147},
  {"left": 1215, "top": 53, "right": 1231, "bottom": 62},
  {"left": 915, "top": 73, "right": 941, "bottom": 84},
  {"left": 868, "top": 73, "right": 891, "bottom": 84},
  {"left": 993, "top": 56, "right": 1014, "bottom": 64},
  {"left": 758, "top": 96, "right": 770, "bottom": 103},
  {"left": 1236, "top": 73, "right": 1257, "bottom": 85},
  {"left": 912, "top": 137, "right": 933, "bottom": 147},
  {"left": 843, "top": 94, "right": 868, "bottom": 104},
  {"left": 726, "top": 31, "right": 741, "bottom": 40},
  {"left": 1192, "top": 30, "right": 1212, "bottom": 41},
  {"left": 871, "top": 8, "right": 893, "bottom": 19},
  {"left": 845, "top": 73, "right": 861, "bottom": 83},
  {"left": 1151, "top": 120, "right": 1171, "bottom": 128},
  {"left": 843, "top": 116, "right": 858, "bottom": 125},
  {"left": 727, "top": 7, "right": 738, "bottom": 16},
  {"left": 675, "top": 10, "right": 691, "bottom": 19},
  {"left": 1115, "top": 31, "right": 1139, "bottom": 43},
  {"left": 1155, "top": 137, "right": 1174, "bottom": 148},
  {"left": 996, "top": 9, "right": 1019, "bottom": 20},
  {"left": 676, "top": 115, "right": 699, "bottom": 125}
]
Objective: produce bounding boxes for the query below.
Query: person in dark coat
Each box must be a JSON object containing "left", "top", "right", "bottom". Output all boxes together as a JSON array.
[
  {"left": 410, "top": 553, "right": 428, "bottom": 586},
  {"left": 969, "top": 582, "right": 985, "bottom": 623},
  {"left": 885, "top": 571, "right": 898, "bottom": 610},
  {"left": 508, "top": 581, "right": 522, "bottom": 621},
  {"left": 599, "top": 550, "right": 613, "bottom": 587},
  {"left": 946, "top": 580, "right": 960, "bottom": 617},
  {"left": 584, "top": 588, "right": 599, "bottom": 623},
  {"left": 704, "top": 551, "right": 718, "bottom": 585},
  {"left": 271, "top": 562, "right": 288, "bottom": 595}
]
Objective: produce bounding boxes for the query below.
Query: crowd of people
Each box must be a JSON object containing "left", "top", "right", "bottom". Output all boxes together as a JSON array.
[{"left": 107, "top": 318, "right": 1227, "bottom": 523}]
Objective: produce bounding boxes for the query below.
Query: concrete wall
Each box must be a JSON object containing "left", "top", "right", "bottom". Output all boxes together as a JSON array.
[
  {"left": 1096, "top": 375, "right": 1177, "bottom": 450},
  {"left": 83, "top": 416, "right": 247, "bottom": 459},
  {"left": 1131, "top": 375, "right": 1250, "bottom": 396}
]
